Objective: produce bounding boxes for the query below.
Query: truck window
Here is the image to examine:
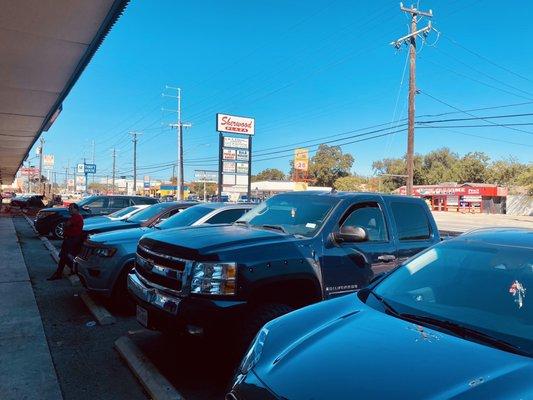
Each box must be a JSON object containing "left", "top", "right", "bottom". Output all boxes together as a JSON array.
[
  {"left": 206, "top": 208, "right": 248, "bottom": 224},
  {"left": 341, "top": 203, "right": 388, "bottom": 242},
  {"left": 391, "top": 202, "right": 431, "bottom": 241}
]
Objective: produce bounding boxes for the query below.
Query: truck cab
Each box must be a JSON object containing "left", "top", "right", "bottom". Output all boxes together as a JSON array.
[{"left": 128, "top": 191, "right": 440, "bottom": 347}]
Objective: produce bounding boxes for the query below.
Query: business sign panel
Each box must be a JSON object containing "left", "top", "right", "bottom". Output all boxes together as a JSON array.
[
  {"left": 143, "top": 181, "right": 150, "bottom": 189},
  {"left": 223, "top": 161, "right": 236, "bottom": 173},
  {"left": 20, "top": 167, "right": 40, "bottom": 176},
  {"left": 236, "top": 162, "right": 248, "bottom": 174},
  {"left": 84, "top": 164, "right": 96, "bottom": 174},
  {"left": 236, "top": 149, "right": 249, "bottom": 161},
  {"left": 76, "top": 175, "right": 86, "bottom": 191},
  {"left": 223, "top": 149, "right": 236, "bottom": 161},
  {"left": 77, "top": 163, "right": 85, "bottom": 174},
  {"left": 223, "top": 136, "right": 249, "bottom": 149},
  {"left": 294, "top": 148, "right": 309, "bottom": 171},
  {"left": 43, "top": 155, "right": 54, "bottom": 168},
  {"left": 194, "top": 170, "right": 218, "bottom": 183},
  {"left": 217, "top": 114, "right": 255, "bottom": 135}
]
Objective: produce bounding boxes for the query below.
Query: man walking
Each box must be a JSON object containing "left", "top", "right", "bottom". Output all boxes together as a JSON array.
[{"left": 47, "top": 203, "right": 84, "bottom": 280}]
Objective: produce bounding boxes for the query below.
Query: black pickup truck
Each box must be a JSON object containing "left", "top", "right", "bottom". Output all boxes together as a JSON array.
[{"left": 128, "top": 191, "right": 440, "bottom": 347}]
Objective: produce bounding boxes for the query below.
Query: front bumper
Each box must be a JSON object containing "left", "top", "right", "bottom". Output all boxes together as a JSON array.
[
  {"left": 128, "top": 271, "right": 247, "bottom": 335},
  {"left": 35, "top": 218, "right": 51, "bottom": 234},
  {"left": 227, "top": 370, "right": 279, "bottom": 400},
  {"left": 75, "top": 255, "right": 117, "bottom": 297}
]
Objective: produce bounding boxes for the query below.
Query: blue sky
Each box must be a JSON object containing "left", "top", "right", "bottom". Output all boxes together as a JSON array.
[{"left": 37, "top": 0, "right": 533, "bottom": 182}]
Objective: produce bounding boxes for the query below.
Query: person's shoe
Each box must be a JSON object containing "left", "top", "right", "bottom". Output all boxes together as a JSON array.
[{"left": 47, "top": 273, "right": 61, "bottom": 281}]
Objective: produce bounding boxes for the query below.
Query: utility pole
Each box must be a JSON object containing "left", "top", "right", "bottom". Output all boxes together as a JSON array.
[
  {"left": 91, "top": 140, "right": 96, "bottom": 185},
  {"left": 391, "top": 3, "right": 433, "bottom": 195},
  {"left": 111, "top": 148, "right": 117, "bottom": 195},
  {"left": 38, "top": 137, "right": 44, "bottom": 194},
  {"left": 129, "top": 132, "right": 142, "bottom": 193},
  {"left": 164, "top": 86, "right": 191, "bottom": 200}
]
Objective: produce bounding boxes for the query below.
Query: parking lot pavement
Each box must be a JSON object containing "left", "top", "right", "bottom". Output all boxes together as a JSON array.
[
  {"left": 432, "top": 211, "right": 533, "bottom": 233},
  {"left": 125, "top": 330, "right": 238, "bottom": 400},
  {"left": 13, "top": 217, "right": 148, "bottom": 400}
]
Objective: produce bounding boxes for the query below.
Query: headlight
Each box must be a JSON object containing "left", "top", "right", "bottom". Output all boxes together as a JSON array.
[
  {"left": 94, "top": 246, "right": 117, "bottom": 257},
  {"left": 37, "top": 211, "right": 56, "bottom": 219},
  {"left": 191, "top": 262, "right": 236, "bottom": 295},
  {"left": 240, "top": 327, "right": 269, "bottom": 375}
]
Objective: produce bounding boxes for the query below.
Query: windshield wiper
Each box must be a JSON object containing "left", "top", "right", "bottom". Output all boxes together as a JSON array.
[
  {"left": 259, "top": 224, "right": 288, "bottom": 234},
  {"left": 367, "top": 290, "right": 400, "bottom": 316},
  {"left": 400, "top": 313, "right": 529, "bottom": 357},
  {"left": 234, "top": 220, "right": 249, "bottom": 226}
]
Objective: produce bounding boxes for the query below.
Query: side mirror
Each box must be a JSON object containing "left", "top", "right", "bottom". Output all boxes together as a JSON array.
[
  {"left": 333, "top": 226, "right": 368, "bottom": 243},
  {"left": 82, "top": 205, "right": 91, "bottom": 212}
]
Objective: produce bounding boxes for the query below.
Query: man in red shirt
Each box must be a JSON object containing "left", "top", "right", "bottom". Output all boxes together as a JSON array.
[{"left": 48, "top": 203, "right": 84, "bottom": 280}]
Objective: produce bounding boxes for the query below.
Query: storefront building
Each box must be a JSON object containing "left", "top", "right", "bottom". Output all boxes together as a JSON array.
[{"left": 397, "top": 183, "right": 508, "bottom": 213}]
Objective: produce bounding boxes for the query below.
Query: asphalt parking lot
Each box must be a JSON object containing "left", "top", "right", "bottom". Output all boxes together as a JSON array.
[{"left": 15, "top": 216, "right": 236, "bottom": 400}]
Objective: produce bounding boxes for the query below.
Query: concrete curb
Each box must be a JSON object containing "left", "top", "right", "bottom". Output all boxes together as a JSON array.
[
  {"left": 115, "top": 336, "right": 185, "bottom": 400},
  {"left": 22, "top": 213, "right": 38, "bottom": 234},
  {"left": 80, "top": 291, "right": 116, "bottom": 325}
]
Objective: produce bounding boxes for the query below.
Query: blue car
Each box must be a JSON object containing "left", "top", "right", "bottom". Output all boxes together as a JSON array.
[{"left": 229, "top": 228, "right": 532, "bottom": 400}]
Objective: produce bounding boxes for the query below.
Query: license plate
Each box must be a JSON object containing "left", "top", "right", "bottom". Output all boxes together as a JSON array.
[{"left": 136, "top": 305, "right": 148, "bottom": 327}]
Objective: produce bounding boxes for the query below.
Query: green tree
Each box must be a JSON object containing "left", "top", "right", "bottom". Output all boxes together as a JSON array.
[
  {"left": 516, "top": 164, "right": 533, "bottom": 195},
  {"left": 309, "top": 144, "right": 354, "bottom": 186},
  {"left": 422, "top": 148, "right": 459, "bottom": 184},
  {"left": 486, "top": 158, "right": 528, "bottom": 186},
  {"left": 333, "top": 175, "right": 366, "bottom": 191},
  {"left": 252, "top": 168, "right": 286, "bottom": 182},
  {"left": 454, "top": 152, "right": 489, "bottom": 183},
  {"left": 189, "top": 182, "right": 217, "bottom": 199}
]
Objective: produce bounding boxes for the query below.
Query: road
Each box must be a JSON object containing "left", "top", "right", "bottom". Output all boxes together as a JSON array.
[{"left": 432, "top": 211, "right": 532, "bottom": 233}]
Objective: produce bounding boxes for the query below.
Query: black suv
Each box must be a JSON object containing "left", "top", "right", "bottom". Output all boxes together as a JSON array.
[
  {"left": 35, "top": 195, "right": 158, "bottom": 239},
  {"left": 128, "top": 191, "right": 440, "bottom": 349}
]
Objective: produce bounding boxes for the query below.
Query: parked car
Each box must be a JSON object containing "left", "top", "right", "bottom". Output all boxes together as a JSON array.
[
  {"left": 11, "top": 194, "right": 45, "bottom": 210},
  {"left": 128, "top": 191, "right": 440, "bottom": 348},
  {"left": 75, "top": 203, "right": 252, "bottom": 306},
  {"left": 35, "top": 195, "right": 158, "bottom": 239},
  {"left": 228, "top": 228, "right": 533, "bottom": 400},
  {"left": 82, "top": 204, "right": 149, "bottom": 227},
  {"left": 82, "top": 201, "right": 196, "bottom": 237}
]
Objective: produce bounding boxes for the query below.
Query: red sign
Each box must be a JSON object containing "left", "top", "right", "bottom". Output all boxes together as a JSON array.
[
  {"left": 399, "top": 185, "right": 506, "bottom": 197},
  {"left": 217, "top": 114, "right": 255, "bottom": 135},
  {"left": 20, "top": 167, "right": 40, "bottom": 176}
]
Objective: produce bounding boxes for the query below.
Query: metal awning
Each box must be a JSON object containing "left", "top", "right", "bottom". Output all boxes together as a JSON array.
[{"left": 0, "top": 0, "right": 129, "bottom": 184}]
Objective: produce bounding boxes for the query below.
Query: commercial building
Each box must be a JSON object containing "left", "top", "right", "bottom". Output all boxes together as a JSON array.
[{"left": 397, "top": 183, "right": 508, "bottom": 213}]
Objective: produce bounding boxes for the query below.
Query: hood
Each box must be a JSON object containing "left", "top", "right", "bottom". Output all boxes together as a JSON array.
[
  {"left": 255, "top": 295, "right": 532, "bottom": 400},
  {"left": 88, "top": 226, "right": 154, "bottom": 245},
  {"left": 84, "top": 219, "right": 141, "bottom": 235},
  {"left": 39, "top": 207, "right": 68, "bottom": 214},
  {"left": 140, "top": 224, "right": 298, "bottom": 261},
  {"left": 82, "top": 216, "right": 112, "bottom": 226}
]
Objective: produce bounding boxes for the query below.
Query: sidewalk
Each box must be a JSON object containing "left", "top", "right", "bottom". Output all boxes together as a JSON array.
[{"left": 0, "top": 217, "right": 63, "bottom": 400}]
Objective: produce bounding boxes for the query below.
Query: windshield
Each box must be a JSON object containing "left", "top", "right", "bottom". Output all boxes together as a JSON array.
[
  {"left": 127, "top": 203, "right": 173, "bottom": 223},
  {"left": 77, "top": 196, "right": 97, "bottom": 207},
  {"left": 374, "top": 240, "right": 532, "bottom": 355},
  {"left": 108, "top": 206, "right": 137, "bottom": 218},
  {"left": 236, "top": 194, "right": 338, "bottom": 237},
  {"left": 156, "top": 205, "right": 214, "bottom": 229}
]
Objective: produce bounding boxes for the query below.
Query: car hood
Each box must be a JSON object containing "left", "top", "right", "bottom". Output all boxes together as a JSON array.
[
  {"left": 140, "top": 224, "right": 299, "bottom": 261},
  {"left": 253, "top": 294, "right": 532, "bottom": 400},
  {"left": 84, "top": 220, "right": 141, "bottom": 235},
  {"left": 83, "top": 216, "right": 112, "bottom": 226},
  {"left": 88, "top": 226, "right": 154, "bottom": 245},
  {"left": 39, "top": 207, "right": 67, "bottom": 214}
]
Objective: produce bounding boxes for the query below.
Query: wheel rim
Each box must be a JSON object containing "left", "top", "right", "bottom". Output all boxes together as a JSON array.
[{"left": 55, "top": 222, "right": 64, "bottom": 238}]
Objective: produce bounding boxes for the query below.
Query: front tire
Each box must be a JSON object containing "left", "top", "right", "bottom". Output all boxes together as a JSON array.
[{"left": 52, "top": 221, "right": 64, "bottom": 239}]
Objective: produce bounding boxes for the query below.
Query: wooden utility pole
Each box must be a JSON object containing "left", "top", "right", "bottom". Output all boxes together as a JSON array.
[
  {"left": 391, "top": 3, "right": 433, "bottom": 195},
  {"left": 111, "top": 148, "right": 116, "bottom": 195}
]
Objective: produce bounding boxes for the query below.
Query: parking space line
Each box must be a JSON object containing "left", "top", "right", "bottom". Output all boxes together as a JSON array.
[
  {"left": 115, "top": 335, "right": 186, "bottom": 400},
  {"left": 80, "top": 291, "right": 116, "bottom": 325}
]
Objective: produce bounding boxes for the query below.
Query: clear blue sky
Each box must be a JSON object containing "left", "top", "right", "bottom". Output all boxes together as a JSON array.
[{"left": 38, "top": 0, "right": 533, "bottom": 182}]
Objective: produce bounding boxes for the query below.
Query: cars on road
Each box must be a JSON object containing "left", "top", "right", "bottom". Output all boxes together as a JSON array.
[
  {"left": 228, "top": 228, "right": 533, "bottom": 400},
  {"left": 81, "top": 204, "right": 149, "bottom": 227},
  {"left": 35, "top": 195, "right": 159, "bottom": 238},
  {"left": 128, "top": 191, "right": 440, "bottom": 349},
  {"left": 82, "top": 201, "right": 197, "bottom": 237},
  {"left": 75, "top": 203, "right": 252, "bottom": 306}
]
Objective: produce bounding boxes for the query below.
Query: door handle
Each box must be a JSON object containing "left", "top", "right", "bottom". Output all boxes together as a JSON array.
[{"left": 377, "top": 254, "right": 396, "bottom": 263}]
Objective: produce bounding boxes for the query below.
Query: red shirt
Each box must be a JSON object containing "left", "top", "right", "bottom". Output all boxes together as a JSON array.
[{"left": 64, "top": 214, "right": 84, "bottom": 238}]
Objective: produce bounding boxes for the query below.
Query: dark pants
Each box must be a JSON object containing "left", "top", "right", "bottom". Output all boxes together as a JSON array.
[{"left": 56, "top": 236, "right": 82, "bottom": 275}]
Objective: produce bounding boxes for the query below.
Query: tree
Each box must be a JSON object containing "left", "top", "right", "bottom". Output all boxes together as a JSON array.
[
  {"left": 453, "top": 152, "right": 489, "bottom": 183},
  {"left": 422, "top": 148, "right": 459, "bottom": 184},
  {"left": 309, "top": 144, "right": 354, "bottom": 187},
  {"left": 252, "top": 168, "right": 286, "bottom": 182},
  {"left": 486, "top": 158, "right": 528, "bottom": 186},
  {"left": 189, "top": 182, "right": 217, "bottom": 199},
  {"left": 333, "top": 175, "right": 366, "bottom": 191}
]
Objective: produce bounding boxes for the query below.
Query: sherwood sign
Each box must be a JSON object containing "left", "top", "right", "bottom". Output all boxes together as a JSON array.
[{"left": 217, "top": 114, "right": 255, "bottom": 135}]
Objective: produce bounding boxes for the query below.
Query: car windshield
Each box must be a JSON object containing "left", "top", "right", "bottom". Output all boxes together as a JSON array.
[
  {"left": 77, "top": 196, "right": 98, "bottom": 207},
  {"left": 108, "top": 206, "right": 137, "bottom": 218},
  {"left": 156, "top": 205, "right": 214, "bottom": 229},
  {"left": 127, "top": 203, "right": 172, "bottom": 223},
  {"left": 373, "top": 240, "right": 532, "bottom": 355},
  {"left": 236, "top": 194, "right": 338, "bottom": 237}
]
